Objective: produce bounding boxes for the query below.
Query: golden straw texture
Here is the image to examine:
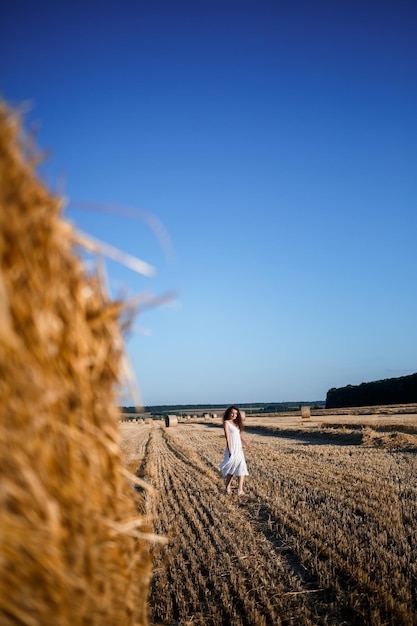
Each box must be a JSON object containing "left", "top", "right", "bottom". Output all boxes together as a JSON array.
[{"left": 0, "top": 100, "right": 153, "bottom": 626}]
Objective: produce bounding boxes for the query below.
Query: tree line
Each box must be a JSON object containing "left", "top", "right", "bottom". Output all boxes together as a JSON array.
[
  {"left": 122, "top": 401, "right": 325, "bottom": 416},
  {"left": 326, "top": 372, "right": 417, "bottom": 409}
]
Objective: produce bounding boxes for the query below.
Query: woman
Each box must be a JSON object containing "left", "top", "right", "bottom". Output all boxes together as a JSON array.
[{"left": 219, "top": 406, "right": 250, "bottom": 495}]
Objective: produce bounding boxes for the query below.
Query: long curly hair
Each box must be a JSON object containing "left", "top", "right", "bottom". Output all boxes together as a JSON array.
[{"left": 223, "top": 406, "right": 244, "bottom": 431}]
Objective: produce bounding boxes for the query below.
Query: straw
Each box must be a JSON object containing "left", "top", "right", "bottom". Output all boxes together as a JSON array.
[{"left": 0, "top": 99, "right": 155, "bottom": 626}]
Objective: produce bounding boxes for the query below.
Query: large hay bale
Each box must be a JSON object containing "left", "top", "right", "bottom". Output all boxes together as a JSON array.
[
  {"left": 0, "top": 101, "right": 153, "bottom": 625},
  {"left": 301, "top": 406, "right": 311, "bottom": 419},
  {"left": 165, "top": 415, "right": 178, "bottom": 428}
]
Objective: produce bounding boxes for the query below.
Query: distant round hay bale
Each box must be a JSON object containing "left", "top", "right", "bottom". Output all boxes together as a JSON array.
[
  {"left": 145, "top": 418, "right": 153, "bottom": 424},
  {"left": 0, "top": 101, "right": 153, "bottom": 626},
  {"left": 165, "top": 415, "right": 178, "bottom": 427},
  {"left": 301, "top": 406, "right": 311, "bottom": 419}
]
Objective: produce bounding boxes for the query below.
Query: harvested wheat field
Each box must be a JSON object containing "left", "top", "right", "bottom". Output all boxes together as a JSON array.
[{"left": 120, "top": 408, "right": 417, "bottom": 626}]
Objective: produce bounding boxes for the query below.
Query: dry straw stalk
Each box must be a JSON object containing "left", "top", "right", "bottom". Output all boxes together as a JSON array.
[{"left": 0, "top": 100, "right": 154, "bottom": 626}]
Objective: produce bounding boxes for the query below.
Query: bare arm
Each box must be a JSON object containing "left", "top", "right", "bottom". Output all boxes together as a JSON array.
[
  {"left": 240, "top": 433, "right": 250, "bottom": 449},
  {"left": 223, "top": 421, "right": 232, "bottom": 455}
]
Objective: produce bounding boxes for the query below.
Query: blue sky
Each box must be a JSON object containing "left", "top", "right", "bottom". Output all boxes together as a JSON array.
[{"left": 1, "top": 0, "right": 416, "bottom": 406}]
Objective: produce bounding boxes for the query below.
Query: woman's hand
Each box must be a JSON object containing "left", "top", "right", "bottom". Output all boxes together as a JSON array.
[{"left": 241, "top": 434, "right": 250, "bottom": 449}]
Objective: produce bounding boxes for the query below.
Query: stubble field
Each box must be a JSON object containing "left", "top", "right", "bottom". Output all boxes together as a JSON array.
[{"left": 120, "top": 409, "right": 417, "bottom": 626}]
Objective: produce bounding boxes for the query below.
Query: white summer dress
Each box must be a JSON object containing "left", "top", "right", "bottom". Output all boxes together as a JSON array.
[{"left": 219, "top": 421, "right": 249, "bottom": 477}]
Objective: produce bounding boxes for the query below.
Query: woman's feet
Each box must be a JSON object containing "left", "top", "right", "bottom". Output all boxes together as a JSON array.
[
  {"left": 223, "top": 487, "right": 246, "bottom": 496},
  {"left": 224, "top": 475, "right": 233, "bottom": 495}
]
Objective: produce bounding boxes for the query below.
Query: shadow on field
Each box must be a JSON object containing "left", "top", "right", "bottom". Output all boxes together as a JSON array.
[
  {"left": 245, "top": 426, "right": 363, "bottom": 446},
  {"left": 200, "top": 421, "right": 417, "bottom": 450},
  {"left": 202, "top": 421, "right": 362, "bottom": 445}
]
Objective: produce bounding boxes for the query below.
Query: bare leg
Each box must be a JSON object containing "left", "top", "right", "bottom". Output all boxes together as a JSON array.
[
  {"left": 237, "top": 476, "right": 245, "bottom": 495},
  {"left": 224, "top": 474, "right": 233, "bottom": 494}
]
